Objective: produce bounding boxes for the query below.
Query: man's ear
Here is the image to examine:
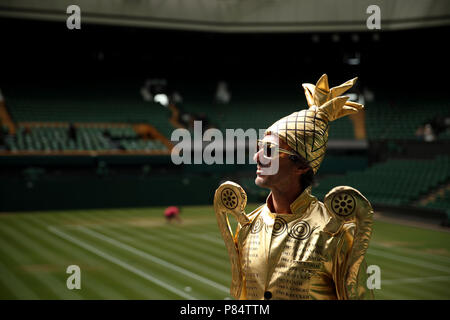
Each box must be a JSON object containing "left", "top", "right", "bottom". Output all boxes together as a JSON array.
[
  {"left": 288, "top": 155, "right": 311, "bottom": 176},
  {"left": 294, "top": 166, "right": 310, "bottom": 176}
]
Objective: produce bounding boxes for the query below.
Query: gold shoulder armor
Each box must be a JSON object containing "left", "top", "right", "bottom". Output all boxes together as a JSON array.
[
  {"left": 324, "top": 186, "right": 373, "bottom": 224},
  {"left": 213, "top": 181, "right": 249, "bottom": 298},
  {"left": 324, "top": 186, "right": 374, "bottom": 299}
]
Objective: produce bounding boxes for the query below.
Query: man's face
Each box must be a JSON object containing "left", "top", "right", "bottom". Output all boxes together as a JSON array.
[{"left": 253, "top": 134, "right": 300, "bottom": 191}]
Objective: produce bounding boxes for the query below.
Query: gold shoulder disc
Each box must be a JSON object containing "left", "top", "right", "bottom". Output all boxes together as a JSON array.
[{"left": 324, "top": 186, "right": 373, "bottom": 223}]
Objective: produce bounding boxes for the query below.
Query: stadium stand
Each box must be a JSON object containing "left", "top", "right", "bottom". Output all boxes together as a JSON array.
[
  {"left": 313, "top": 155, "right": 450, "bottom": 206},
  {"left": 5, "top": 82, "right": 172, "bottom": 126},
  {"left": 4, "top": 124, "right": 168, "bottom": 153},
  {"left": 423, "top": 190, "right": 450, "bottom": 210},
  {"left": 175, "top": 82, "right": 450, "bottom": 142},
  {"left": 365, "top": 97, "right": 450, "bottom": 141},
  {"left": 1, "top": 81, "right": 175, "bottom": 154},
  {"left": 419, "top": 181, "right": 450, "bottom": 210},
  {"left": 4, "top": 79, "right": 449, "bottom": 151}
]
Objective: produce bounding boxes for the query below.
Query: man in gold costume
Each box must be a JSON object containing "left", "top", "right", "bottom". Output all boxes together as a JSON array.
[{"left": 214, "top": 74, "right": 374, "bottom": 300}]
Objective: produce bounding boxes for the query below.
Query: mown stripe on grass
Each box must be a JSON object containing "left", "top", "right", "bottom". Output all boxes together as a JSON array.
[
  {"left": 188, "top": 233, "right": 225, "bottom": 246},
  {"left": 53, "top": 210, "right": 229, "bottom": 299},
  {"left": 77, "top": 226, "right": 229, "bottom": 293},
  {"left": 81, "top": 223, "right": 233, "bottom": 299},
  {"left": 0, "top": 260, "right": 39, "bottom": 299},
  {"left": 382, "top": 275, "right": 450, "bottom": 285},
  {"left": 0, "top": 223, "right": 80, "bottom": 299},
  {"left": 369, "top": 254, "right": 443, "bottom": 279},
  {"left": 365, "top": 252, "right": 450, "bottom": 299},
  {"left": 98, "top": 223, "right": 229, "bottom": 268},
  {"left": 91, "top": 222, "right": 231, "bottom": 282},
  {"left": 22, "top": 214, "right": 129, "bottom": 300},
  {"left": 48, "top": 226, "right": 196, "bottom": 300},
  {"left": 1, "top": 218, "right": 85, "bottom": 299},
  {"left": 367, "top": 248, "right": 450, "bottom": 274},
  {"left": 381, "top": 279, "right": 445, "bottom": 300},
  {"left": 112, "top": 224, "right": 230, "bottom": 269},
  {"left": 370, "top": 241, "right": 450, "bottom": 265},
  {"left": 37, "top": 211, "right": 193, "bottom": 299},
  {"left": 373, "top": 289, "right": 409, "bottom": 300},
  {"left": 69, "top": 210, "right": 232, "bottom": 279},
  {"left": 64, "top": 209, "right": 233, "bottom": 298},
  {"left": 64, "top": 208, "right": 227, "bottom": 257}
]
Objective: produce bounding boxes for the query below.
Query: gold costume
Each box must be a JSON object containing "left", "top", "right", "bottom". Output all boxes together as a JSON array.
[{"left": 214, "top": 75, "right": 374, "bottom": 300}]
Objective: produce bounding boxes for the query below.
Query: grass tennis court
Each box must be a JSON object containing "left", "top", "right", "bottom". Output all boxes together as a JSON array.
[{"left": 1, "top": 206, "right": 449, "bottom": 300}]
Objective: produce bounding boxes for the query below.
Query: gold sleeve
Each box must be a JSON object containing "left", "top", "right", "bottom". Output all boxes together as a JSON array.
[
  {"left": 324, "top": 186, "right": 375, "bottom": 300},
  {"left": 213, "top": 181, "right": 252, "bottom": 299},
  {"left": 334, "top": 223, "right": 374, "bottom": 299}
]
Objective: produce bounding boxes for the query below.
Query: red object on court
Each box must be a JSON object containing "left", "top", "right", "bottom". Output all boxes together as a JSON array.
[{"left": 164, "top": 206, "right": 180, "bottom": 218}]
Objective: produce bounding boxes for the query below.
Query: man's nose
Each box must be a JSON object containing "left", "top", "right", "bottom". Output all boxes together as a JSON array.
[
  {"left": 253, "top": 149, "right": 260, "bottom": 164},
  {"left": 254, "top": 148, "right": 270, "bottom": 166}
]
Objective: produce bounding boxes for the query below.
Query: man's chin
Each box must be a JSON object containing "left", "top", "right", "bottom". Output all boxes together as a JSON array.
[{"left": 255, "top": 175, "right": 269, "bottom": 188}]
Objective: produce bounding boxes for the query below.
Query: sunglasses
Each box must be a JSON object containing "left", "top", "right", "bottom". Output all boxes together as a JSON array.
[{"left": 257, "top": 139, "right": 299, "bottom": 159}]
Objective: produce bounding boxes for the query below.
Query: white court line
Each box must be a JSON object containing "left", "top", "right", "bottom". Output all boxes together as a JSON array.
[
  {"left": 48, "top": 226, "right": 195, "bottom": 300},
  {"left": 83, "top": 225, "right": 231, "bottom": 273},
  {"left": 367, "top": 248, "right": 450, "bottom": 274},
  {"left": 188, "top": 233, "right": 224, "bottom": 245},
  {"left": 77, "top": 226, "right": 230, "bottom": 294},
  {"left": 374, "top": 290, "right": 411, "bottom": 300},
  {"left": 370, "top": 241, "right": 450, "bottom": 264},
  {"left": 382, "top": 275, "right": 450, "bottom": 285}
]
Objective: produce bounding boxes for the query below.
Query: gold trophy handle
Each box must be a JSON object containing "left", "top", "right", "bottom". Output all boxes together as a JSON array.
[{"left": 213, "top": 181, "right": 249, "bottom": 298}]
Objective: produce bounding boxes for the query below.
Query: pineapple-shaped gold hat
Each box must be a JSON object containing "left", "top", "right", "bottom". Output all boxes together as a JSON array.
[{"left": 265, "top": 74, "right": 363, "bottom": 174}]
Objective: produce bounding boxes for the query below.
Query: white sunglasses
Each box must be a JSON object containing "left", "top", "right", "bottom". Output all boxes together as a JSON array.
[{"left": 257, "top": 139, "right": 299, "bottom": 159}]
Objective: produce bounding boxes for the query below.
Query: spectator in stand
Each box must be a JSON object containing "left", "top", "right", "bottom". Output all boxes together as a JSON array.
[
  {"left": 68, "top": 122, "right": 77, "bottom": 140},
  {"left": 171, "top": 91, "right": 183, "bottom": 105},
  {"left": 423, "top": 123, "right": 436, "bottom": 142},
  {"left": 215, "top": 81, "right": 231, "bottom": 104}
]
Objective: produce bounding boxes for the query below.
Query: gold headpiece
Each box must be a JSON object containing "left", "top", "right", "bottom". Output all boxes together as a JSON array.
[{"left": 265, "top": 74, "right": 363, "bottom": 174}]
